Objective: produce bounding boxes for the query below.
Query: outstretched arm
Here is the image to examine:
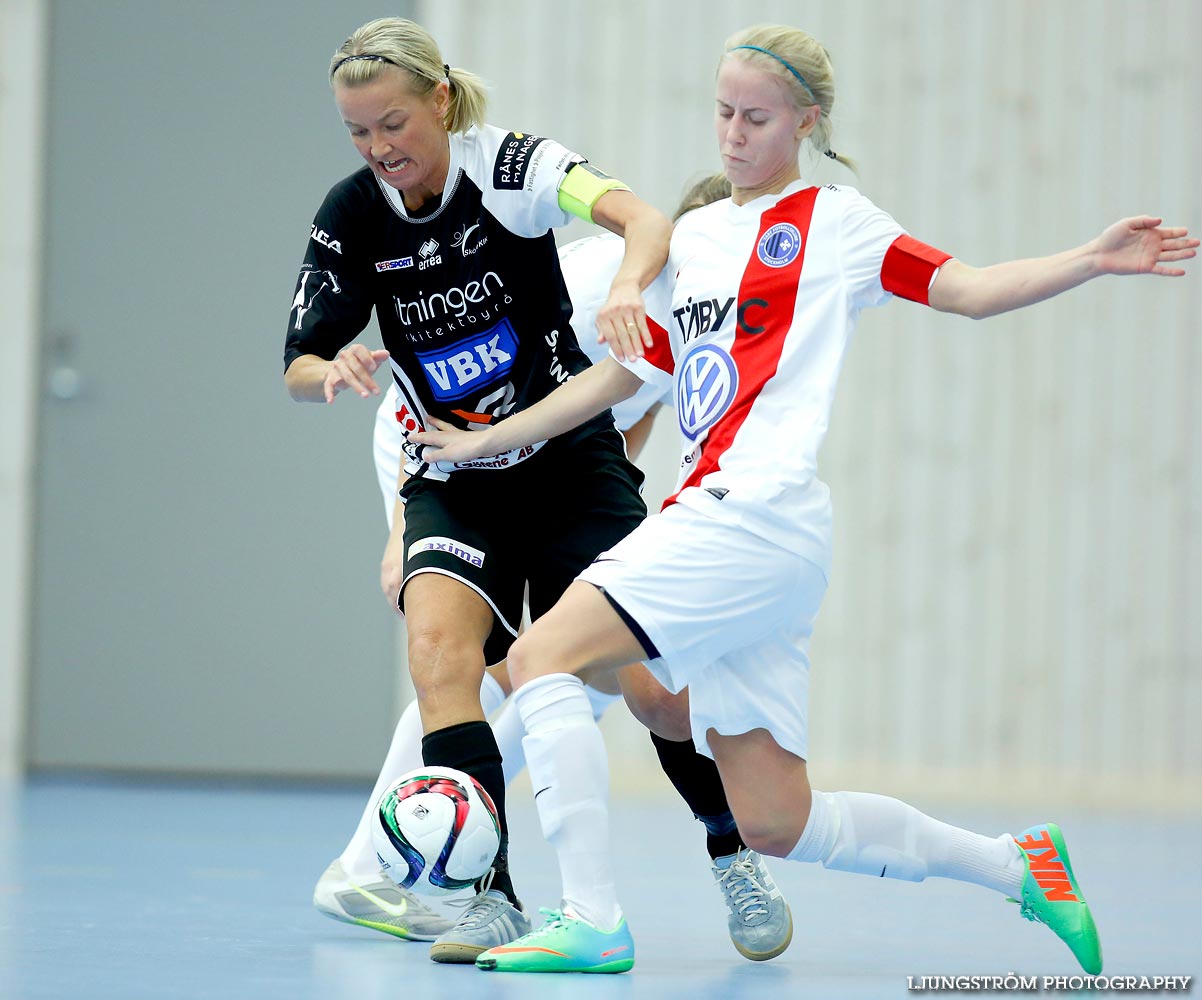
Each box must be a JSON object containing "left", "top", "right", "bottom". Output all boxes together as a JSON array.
[
  {"left": 929, "top": 216, "right": 1197, "bottom": 320},
  {"left": 410, "top": 358, "right": 644, "bottom": 465}
]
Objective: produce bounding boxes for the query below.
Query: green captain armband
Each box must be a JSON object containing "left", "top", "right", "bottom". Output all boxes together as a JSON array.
[{"left": 558, "top": 162, "right": 631, "bottom": 223}]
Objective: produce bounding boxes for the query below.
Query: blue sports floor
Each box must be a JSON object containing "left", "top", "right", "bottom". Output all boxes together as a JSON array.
[{"left": 1, "top": 775, "right": 1197, "bottom": 999}]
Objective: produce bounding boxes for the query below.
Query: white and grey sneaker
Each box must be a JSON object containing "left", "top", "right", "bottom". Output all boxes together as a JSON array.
[
  {"left": 712, "top": 848, "right": 794, "bottom": 961},
  {"left": 429, "top": 871, "right": 532, "bottom": 964},
  {"left": 313, "top": 859, "right": 454, "bottom": 941}
]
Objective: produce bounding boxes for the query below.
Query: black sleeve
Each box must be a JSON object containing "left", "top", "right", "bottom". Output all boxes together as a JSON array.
[{"left": 283, "top": 185, "right": 374, "bottom": 372}]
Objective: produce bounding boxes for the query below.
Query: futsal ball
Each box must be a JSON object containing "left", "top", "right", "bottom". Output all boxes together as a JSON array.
[{"left": 373, "top": 766, "right": 501, "bottom": 896}]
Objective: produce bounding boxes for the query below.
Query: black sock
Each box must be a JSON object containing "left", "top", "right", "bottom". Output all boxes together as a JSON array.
[
  {"left": 649, "top": 730, "right": 744, "bottom": 860},
  {"left": 422, "top": 720, "right": 518, "bottom": 905}
]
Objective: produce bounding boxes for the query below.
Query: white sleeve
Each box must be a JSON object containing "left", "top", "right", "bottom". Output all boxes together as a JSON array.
[
  {"left": 475, "top": 125, "right": 580, "bottom": 237},
  {"left": 836, "top": 188, "right": 906, "bottom": 309},
  {"left": 559, "top": 235, "right": 625, "bottom": 364}
]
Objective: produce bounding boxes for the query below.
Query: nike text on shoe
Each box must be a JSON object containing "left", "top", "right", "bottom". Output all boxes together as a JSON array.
[
  {"left": 713, "top": 848, "right": 793, "bottom": 961},
  {"left": 476, "top": 907, "right": 635, "bottom": 973},
  {"left": 312, "top": 859, "right": 453, "bottom": 941},
  {"left": 429, "top": 871, "right": 531, "bottom": 964},
  {"left": 1009, "top": 823, "right": 1103, "bottom": 974}
]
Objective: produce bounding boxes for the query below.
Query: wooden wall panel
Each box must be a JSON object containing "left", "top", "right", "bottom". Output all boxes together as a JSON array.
[{"left": 420, "top": 0, "right": 1200, "bottom": 807}]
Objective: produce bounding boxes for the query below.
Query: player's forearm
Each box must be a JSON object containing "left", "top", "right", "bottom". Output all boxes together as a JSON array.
[
  {"left": 611, "top": 207, "right": 673, "bottom": 293},
  {"left": 476, "top": 359, "right": 642, "bottom": 454},
  {"left": 930, "top": 246, "right": 1100, "bottom": 320},
  {"left": 591, "top": 190, "right": 672, "bottom": 292},
  {"left": 284, "top": 354, "right": 332, "bottom": 402}
]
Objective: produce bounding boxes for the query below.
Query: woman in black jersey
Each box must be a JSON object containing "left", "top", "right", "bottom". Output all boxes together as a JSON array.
[{"left": 284, "top": 17, "right": 785, "bottom": 966}]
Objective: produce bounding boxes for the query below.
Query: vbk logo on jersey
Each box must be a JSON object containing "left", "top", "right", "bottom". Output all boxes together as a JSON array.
[
  {"left": 415, "top": 319, "right": 519, "bottom": 402},
  {"left": 375, "top": 256, "right": 414, "bottom": 272},
  {"left": 756, "top": 223, "right": 802, "bottom": 268},
  {"left": 394, "top": 403, "right": 421, "bottom": 433},
  {"left": 677, "top": 344, "right": 738, "bottom": 442}
]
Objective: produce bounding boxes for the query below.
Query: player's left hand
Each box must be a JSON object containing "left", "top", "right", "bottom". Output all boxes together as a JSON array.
[
  {"left": 1092, "top": 217, "right": 1198, "bottom": 277},
  {"left": 409, "top": 416, "right": 491, "bottom": 465},
  {"left": 596, "top": 279, "right": 653, "bottom": 362}
]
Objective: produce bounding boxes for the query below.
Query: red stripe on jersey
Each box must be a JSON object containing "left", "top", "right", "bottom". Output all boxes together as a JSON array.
[
  {"left": 880, "top": 234, "right": 952, "bottom": 305},
  {"left": 663, "top": 186, "right": 819, "bottom": 510},
  {"left": 642, "top": 315, "right": 675, "bottom": 376}
]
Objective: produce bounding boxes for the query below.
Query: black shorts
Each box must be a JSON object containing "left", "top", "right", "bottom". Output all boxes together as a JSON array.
[{"left": 399, "top": 426, "right": 647, "bottom": 664}]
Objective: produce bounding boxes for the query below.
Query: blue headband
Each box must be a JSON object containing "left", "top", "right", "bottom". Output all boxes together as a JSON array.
[{"left": 730, "top": 45, "right": 817, "bottom": 104}]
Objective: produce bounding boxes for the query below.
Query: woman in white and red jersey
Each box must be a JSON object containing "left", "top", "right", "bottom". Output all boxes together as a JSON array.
[{"left": 413, "top": 25, "right": 1196, "bottom": 976}]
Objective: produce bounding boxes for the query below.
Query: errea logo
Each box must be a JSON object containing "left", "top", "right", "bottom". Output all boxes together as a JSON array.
[
  {"left": 418, "top": 238, "right": 442, "bottom": 271},
  {"left": 407, "top": 535, "right": 485, "bottom": 567}
]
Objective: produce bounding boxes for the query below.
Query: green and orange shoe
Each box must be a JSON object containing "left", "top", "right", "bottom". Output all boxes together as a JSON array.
[
  {"left": 1009, "top": 823, "right": 1102, "bottom": 974},
  {"left": 475, "top": 907, "right": 635, "bottom": 974}
]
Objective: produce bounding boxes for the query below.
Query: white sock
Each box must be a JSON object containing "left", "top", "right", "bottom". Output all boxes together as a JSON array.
[
  {"left": 788, "top": 790, "right": 1025, "bottom": 896},
  {"left": 338, "top": 672, "right": 508, "bottom": 880},
  {"left": 515, "top": 673, "right": 621, "bottom": 930},
  {"left": 493, "top": 682, "right": 619, "bottom": 785},
  {"left": 492, "top": 700, "right": 527, "bottom": 786}
]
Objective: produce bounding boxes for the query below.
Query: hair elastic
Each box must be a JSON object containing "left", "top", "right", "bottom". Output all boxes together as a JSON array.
[
  {"left": 730, "top": 44, "right": 817, "bottom": 105},
  {"left": 331, "top": 53, "right": 398, "bottom": 77},
  {"left": 824, "top": 148, "right": 838, "bottom": 159}
]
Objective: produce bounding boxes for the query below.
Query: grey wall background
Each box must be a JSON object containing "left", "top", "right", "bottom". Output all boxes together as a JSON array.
[
  {"left": 1, "top": 1, "right": 1199, "bottom": 807},
  {"left": 22, "top": 0, "right": 421, "bottom": 779}
]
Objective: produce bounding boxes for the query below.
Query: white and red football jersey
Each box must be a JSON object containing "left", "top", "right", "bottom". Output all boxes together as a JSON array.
[{"left": 624, "top": 180, "right": 951, "bottom": 573}]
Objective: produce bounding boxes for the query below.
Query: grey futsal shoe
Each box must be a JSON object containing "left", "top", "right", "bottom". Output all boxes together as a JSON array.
[
  {"left": 313, "top": 859, "right": 454, "bottom": 941},
  {"left": 712, "top": 848, "right": 794, "bottom": 961},
  {"left": 429, "top": 871, "right": 532, "bottom": 963}
]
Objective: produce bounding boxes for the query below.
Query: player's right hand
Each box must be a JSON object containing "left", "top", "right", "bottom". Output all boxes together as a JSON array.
[
  {"left": 323, "top": 345, "right": 390, "bottom": 403},
  {"left": 409, "top": 416, "right": 492, "bottom": 465}
]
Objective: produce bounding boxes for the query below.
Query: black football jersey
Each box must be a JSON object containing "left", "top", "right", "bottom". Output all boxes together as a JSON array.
[{"left": 285, "top": 124, "right": 611, "bottom": 479}]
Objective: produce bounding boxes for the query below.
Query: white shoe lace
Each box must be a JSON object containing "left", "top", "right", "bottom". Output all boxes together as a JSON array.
[
  {"left": 714, "top": 850, "right": 772, "bottom": 922},
  {"left": 446, "top": 869, "right": 509, "bottom": 929}
]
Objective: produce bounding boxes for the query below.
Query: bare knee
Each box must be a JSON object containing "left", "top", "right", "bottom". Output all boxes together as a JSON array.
[
  {"left": 735, "top": 811, "right": 809, "bottom": 860},
  {"left": 407, "top": 623, "right": 484, "bottom": 704},
  {"left": 505, "top": 632, "right": 538, "bottom": 689},
  {"left": 508, "top": 625, "right": 593, "bottom": 689},
  {"left": 734, "top": 784, "right": 813, "bottom": 858},
  {"left": 620, "top": 667, "right": 691, "bottom": 741},
  {"left": 711, "top": 731, "right": 813, "bottom": 858}
]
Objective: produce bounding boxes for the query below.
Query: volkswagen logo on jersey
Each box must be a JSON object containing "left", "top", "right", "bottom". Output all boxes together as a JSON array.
[
  {"left": 756, "top": 223, "right": 803, "bottom": 268},
  {"left": 677, "top": 344, "right": 738, "bottom": 442},
  {"left": 414, "top": 318, "right": 519, "bottom": 402}
]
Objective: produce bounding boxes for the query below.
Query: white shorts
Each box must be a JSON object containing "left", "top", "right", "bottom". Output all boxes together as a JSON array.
[
  {"left": 578, "top": 502, "right": 828, "bottom": 761},
  {"left": 374, "top": 389, "right": 403, "bottom": 530}
]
